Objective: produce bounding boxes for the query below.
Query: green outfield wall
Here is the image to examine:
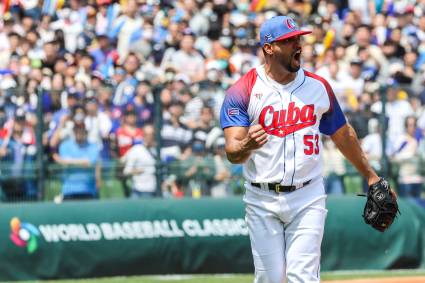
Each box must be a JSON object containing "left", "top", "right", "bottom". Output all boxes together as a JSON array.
[{"left": 0, "top": 196, "right": 424, "bottom": 281}]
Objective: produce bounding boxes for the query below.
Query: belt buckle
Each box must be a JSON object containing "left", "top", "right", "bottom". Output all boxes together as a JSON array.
[{"left": 274, "top": 184, "right": 280, "bottom": 193}]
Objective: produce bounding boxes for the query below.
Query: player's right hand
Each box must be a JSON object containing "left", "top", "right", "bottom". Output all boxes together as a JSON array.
[{"left": 244, "top": 124, "right": 268, "bottom": 150}]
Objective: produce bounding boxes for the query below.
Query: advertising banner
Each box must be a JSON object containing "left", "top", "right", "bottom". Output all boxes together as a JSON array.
[
  {"left": 0, "top": 196, "right": 424, "bottom": 280},
  {"left": 0, "top": 198, "right": 251, "bottom": 281}
]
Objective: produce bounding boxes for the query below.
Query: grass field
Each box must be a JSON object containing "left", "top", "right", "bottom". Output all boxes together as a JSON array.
[{"left": 14, "top": 270, "right": 425, "bottom": 283}]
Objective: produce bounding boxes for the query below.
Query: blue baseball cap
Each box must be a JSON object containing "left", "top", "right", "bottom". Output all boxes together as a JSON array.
[{"left": 260, "top": 16, "right": 311, "bottom": 47}]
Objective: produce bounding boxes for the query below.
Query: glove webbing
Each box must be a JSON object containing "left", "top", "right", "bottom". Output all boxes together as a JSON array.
[{"left": 357, "top": 193, "right": 401, "bottom": 224}]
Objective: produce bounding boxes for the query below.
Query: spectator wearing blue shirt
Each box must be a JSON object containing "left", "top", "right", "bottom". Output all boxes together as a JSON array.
[
  {"left": 0, "top": 112, "right": 37, "bottom": 201},
  {"left": 56, "top": 121, "right": 101, "bottom": 200},
  {"left": 48, "top": 91, "right": 80, "bottom": 142},
  {"left": 129, "top": 80, "right": 154, "bottom": 127},
  {"left": 89, "top": 34, "right": 117, "bottom": 77},
  {"left": 112, "top": 53, "right": 140, "bottom": 106}
]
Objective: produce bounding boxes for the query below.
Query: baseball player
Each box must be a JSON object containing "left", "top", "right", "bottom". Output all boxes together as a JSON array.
[{"left": 220, "top": 16, "right": 386, "bottom": 283}]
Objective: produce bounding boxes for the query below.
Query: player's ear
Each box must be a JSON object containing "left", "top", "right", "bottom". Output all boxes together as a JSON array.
[{"left": 263, "top": 43, "right": 273, "bottom": 56}]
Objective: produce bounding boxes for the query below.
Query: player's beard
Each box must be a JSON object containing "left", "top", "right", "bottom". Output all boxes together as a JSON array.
[
  {"left": 274, "top": 50, "right": 301, "bottom": 73},
  {"left": 277, "top": 51, "right": 301, "bottom": 73}
]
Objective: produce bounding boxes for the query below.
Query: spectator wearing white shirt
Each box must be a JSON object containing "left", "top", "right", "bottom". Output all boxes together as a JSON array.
[
  {"left": 51, "top": 1, "right": 85, "bottom": 53},
  {"left": 95, "top": 0, "right": 120, "bottom": 36},
  {"left": 210, "top": 137, "right": 231, "bottom": 197},
  {"left": 178, "top": 86, "right": 203, "bottom": 129},
  {"left": 339, "top": 59, "right": 365, "bottom": 99},
  {"left": 122, "top": 124, "right": 156, "bottom": 198},
  {"left": 0, "top": 17, "right": 13, "bottom": 68},
  {"left": 361, "top": 118, "right": 383, "bottom": 172},
  {"left": 113, "top": 0, "right": 143, "bottom": 61},
  {"left": 84, "top": 97, "right": 112, "bottom": 149},
  {"left": 417, "top": 14, "right": 425, "bottom": 42},
  {"left": 390, "top": 116, "right": 423, "bottom": 198},
  {"left": 322, "top": 136, "right": 346, "bottom": 194},
  {"left": 229, "top": 39, "right": 260, "bottom": 75},
  {"left": 162, "top": 30, "right": 206, "bottom": 83},
  {"left": 38, "top": 15, "right": 55, "bottom": 44},
  {"left": 344, "top": 24, "right": 388, "bottom": 72},
  {"left": 371, "top": 84, "right": 414, "bottom": 142}
]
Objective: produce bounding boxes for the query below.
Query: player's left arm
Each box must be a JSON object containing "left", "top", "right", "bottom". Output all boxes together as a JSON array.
[
  {"left": 330, "top": 124, "right": 380, "bottom": 186},
  {"left": 317, "top": 76, "right": 380, "bottom": 186}
]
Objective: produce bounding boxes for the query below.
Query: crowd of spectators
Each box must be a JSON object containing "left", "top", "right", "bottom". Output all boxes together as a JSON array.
[{"left": 0, "top": 0, "right": 425, "bottom": 201}]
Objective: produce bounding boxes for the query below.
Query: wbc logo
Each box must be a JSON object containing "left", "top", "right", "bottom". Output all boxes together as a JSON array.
[{"left": 259, "top": 102, "right": 316, "bottom": 137}]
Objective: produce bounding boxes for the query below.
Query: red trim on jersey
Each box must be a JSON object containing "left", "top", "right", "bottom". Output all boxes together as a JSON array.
[
  {"left": 304, "top": 70, "right": 335, "bottom": 113},
  {"left": 232, "top": 68, "right": 257, "bottom": 103}
]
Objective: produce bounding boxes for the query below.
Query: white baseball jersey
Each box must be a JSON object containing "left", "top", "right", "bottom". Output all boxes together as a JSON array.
[{"left": 220, "top": 65, "right": 346, "bottom": 186}]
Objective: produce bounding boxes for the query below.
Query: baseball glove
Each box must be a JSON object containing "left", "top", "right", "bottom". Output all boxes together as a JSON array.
[{"left": 359, "top": 178, "right": 400, "bottom": 232}]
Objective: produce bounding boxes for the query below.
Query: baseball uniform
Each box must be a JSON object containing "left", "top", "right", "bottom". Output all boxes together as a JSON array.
[{"left": 220, "top": 63, "right": 346, "bottom": 282}]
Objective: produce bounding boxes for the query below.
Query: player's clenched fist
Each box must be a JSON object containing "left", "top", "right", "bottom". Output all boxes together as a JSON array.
[
  {"left": 245, "top": 124, "right": 268, "bottom": 150},
  {"left": 222, "top": 124, "right": 269, "bottom": 164}
]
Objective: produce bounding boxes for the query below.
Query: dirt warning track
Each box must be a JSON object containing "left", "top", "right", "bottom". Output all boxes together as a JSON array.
[{"left": 323, "top": 276, "right": 425, "bottom": 283}]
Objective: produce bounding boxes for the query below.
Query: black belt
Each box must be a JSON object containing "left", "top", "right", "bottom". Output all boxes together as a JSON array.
[{"left": 251, "top": 179, "right": 312, "bottom": 193}]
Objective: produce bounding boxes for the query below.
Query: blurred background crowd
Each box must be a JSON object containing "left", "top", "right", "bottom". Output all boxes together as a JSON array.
[{"left": 0, "top": 0, "right": 425, "bottom": 202}]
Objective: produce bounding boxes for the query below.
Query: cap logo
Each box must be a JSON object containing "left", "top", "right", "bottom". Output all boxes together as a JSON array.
[
  {"left": 286, "top": 18, "right": 296, "bottom": 30},
  {"left": 264, "top": 34, "right": 273, "bottom": 42}
]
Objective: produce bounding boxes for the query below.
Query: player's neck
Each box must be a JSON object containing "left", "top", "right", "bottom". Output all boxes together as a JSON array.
[{"left": 264, "top": 63, "right": 297, "bottom": 85}]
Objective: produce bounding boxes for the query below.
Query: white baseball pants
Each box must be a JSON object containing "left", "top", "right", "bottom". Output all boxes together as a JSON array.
[{"left": 243, "top": 178, "right": 327, "bottom": 283}]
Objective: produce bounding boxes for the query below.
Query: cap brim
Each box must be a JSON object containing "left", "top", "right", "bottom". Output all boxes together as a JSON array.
[{"left": 274, "top": 30, "right": 312, "bottom": 42}]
